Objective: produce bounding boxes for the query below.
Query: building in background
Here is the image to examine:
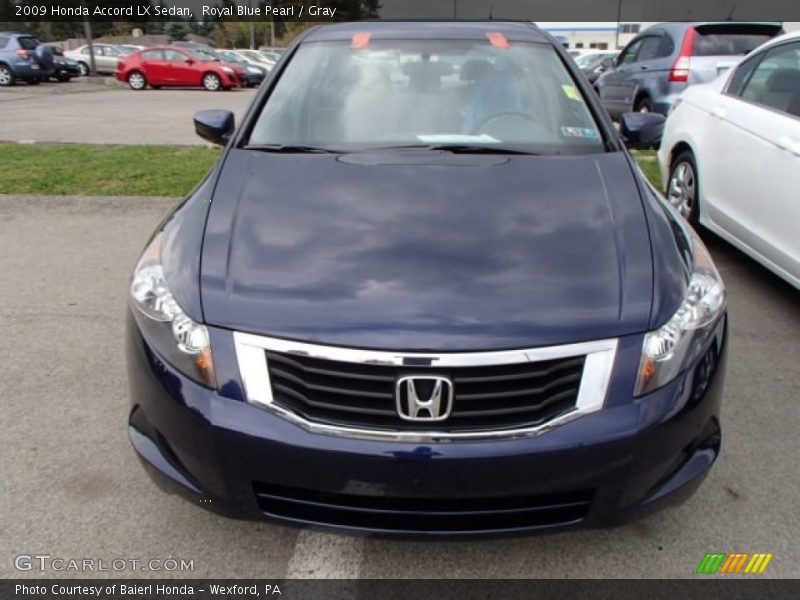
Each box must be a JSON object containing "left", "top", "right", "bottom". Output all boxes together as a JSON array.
[{"left": 537, "top": 22, "right": 654, "bottom": 50}]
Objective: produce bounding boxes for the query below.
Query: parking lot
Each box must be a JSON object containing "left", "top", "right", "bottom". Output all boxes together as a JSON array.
[
  {"left": 0, "top": 79, "right": 256, "bottom": 145},
  {"left": 2, "top": 80, "right": 799, "bottom": 580}
]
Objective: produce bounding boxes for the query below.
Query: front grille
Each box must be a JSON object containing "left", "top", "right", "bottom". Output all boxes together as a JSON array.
[
  {"left": 265, "top": 351, "right": 585, "bottom": 432},
  {"left": 254, "top": 482, "right": 592, "bottom": 534}
]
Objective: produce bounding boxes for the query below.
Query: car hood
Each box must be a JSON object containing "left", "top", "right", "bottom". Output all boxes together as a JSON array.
[{"left": 200, "top": 149, "right": 653, "bottom": 350}]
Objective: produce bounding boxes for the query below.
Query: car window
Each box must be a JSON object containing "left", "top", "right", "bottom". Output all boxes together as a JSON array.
[
  {"left": 140, "top": 50, "right": 164, "bottom": 61},
  {"left": 736, "top": 42, "right": 800, "bottom": 117},
  {"left": 104, "top": 46, "right": 120, "bottom": 57},
  {"left": 18, "top": 37, "right": 39, "bottom": 51},
  {"left": 636, "top": 37, "right": 662, "bottom": 62},
  {"left": 249, "top": 39, "right": 606, "bottom": 155},
  {"left": 618, "top": 39, "right": 644, "bottom": 65},
  {"left": 163, "top": 50, "right": 188, "bottom": 62},
  {"left": 726, "top": 53, "right": 763, "bottom": 96},
  {"left": 692, "top": 30, "right": 776, "bottom": 57}
]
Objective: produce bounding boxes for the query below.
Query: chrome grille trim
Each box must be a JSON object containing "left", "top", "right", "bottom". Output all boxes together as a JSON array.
[{"left": 233, "top": 332, "right": 618, "bottom": 442}]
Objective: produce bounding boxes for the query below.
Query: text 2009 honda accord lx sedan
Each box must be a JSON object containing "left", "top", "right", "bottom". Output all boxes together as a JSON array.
[{"left": 126, "top": 22, "right": 728, "bottom": 536}]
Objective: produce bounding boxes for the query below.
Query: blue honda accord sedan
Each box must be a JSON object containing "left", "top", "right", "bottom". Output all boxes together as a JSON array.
[{"left": 126, "top": 21, "right": 728, "bottom": 536}]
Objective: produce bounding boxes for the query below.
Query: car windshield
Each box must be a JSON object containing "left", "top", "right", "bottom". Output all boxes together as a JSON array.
[
  {"left": 248, "top": 39, "right": 605, "bottom": 154},
  {"left": 575, "top": 53, "right": 611, "bottom": 70}
]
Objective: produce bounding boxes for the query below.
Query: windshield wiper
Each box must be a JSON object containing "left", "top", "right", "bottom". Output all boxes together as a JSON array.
[
  {"left": 243, "top": 144, "right": 340, "bottom": 154},
  {"left": 371, "top": 144, "right": 542, "bottom": 155},
  {"left": 431, "top": 144, "right": 543, "bottom": 155}
]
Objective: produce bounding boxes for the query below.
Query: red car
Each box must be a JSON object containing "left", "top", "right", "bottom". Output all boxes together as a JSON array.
[{"left": 116, "top": 46, "right": 245, "bottom": 91}]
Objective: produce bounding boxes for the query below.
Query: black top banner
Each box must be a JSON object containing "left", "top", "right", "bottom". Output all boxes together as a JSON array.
[{"left": 1, "top": 0, "right": 800, "bottom": 23}]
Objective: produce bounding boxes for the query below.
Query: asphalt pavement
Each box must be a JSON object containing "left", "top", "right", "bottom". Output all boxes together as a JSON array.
[
  {"left": 0, "top": 78, "right": 256, "bottom": 145},
  {"left": 1, "top": 194, "right": 798, "bottom": 579}
]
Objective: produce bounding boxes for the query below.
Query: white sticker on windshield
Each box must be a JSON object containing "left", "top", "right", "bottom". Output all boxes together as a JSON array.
[
  {"left": 560, "top": 127, "right": 600, "bottom": 140},
  {"left": 416, "top": 134, "right": 501, "bottom": 144}
]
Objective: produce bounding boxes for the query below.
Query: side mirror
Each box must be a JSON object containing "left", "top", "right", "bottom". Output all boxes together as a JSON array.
[
  {"left": 620, "top": 112, "right": 665, "bottom": 150},
  {"left": 194, "top": 109, "right": 235, "bottom": 146},
  {"left": 186, "top": 58, "right": 195, "bottom": 65}
]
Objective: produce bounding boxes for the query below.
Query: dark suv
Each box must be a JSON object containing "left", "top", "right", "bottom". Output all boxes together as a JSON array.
[
  {"left": 0, "top": 32, "right": 54, "bottom": 86},
  {"left": 596, "top": 22, "right": 782, "bottom": 117}
]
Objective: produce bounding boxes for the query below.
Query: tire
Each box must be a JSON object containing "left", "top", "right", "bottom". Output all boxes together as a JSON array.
[
  {"left": 0, "top": 64, "right": 15, "bottom": 86},
  {"left": 203, "top": 72, "right": 221, "bottom": 91},
  {"left": 78, "top": 62, "right": 90, "bottom": 76},
  {"left": 634, "top": 95, "right": 653, "bottom": 113},
  {"left": 667, "top": 150, "right": 699, "bottom": 224},
  {"left": 127, "top": 71, "right": 147, "bottom": 90}
]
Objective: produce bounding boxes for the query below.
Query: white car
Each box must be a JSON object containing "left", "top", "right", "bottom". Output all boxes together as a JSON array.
[
  {"left": 233, "top": 48, "right": 275, "bottom": 70},
  {"left": 658, "top": 31, "right": 800, "bottom": 288}
]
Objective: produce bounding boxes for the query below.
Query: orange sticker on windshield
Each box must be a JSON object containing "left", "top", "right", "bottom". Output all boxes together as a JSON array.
[
  {"left": 351, "top": 32, "right": 371, "bottom": 49},
  {"left": 486, "top": 32, "right": 509, "bottom": 48}
]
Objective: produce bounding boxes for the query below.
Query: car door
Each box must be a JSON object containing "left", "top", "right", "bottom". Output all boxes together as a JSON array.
[
  {"left": 599, "top": 37, "right": 644, "bottom": 117},
  {"left": 93, "top": 45, "right": 114, "bottom": 73},
  {"left": 138, "top": 49, "right": 166, "bottom": 84},
  {"left": 703, "top": 41, "right": 800, "bottom": 282},
  {"left": 162, "top": 49, "right": 199, "bottom": 86},
  {"left": 631, "top": 32, "right": 675, "bottom": 109}
]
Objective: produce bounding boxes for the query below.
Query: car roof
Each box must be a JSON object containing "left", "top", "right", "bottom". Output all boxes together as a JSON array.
[{"left": 305, "top": 21, "right": 549, "bottom": 44}]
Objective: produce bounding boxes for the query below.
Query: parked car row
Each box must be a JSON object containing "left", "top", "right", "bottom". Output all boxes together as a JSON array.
[
  {"left": 1, "top": 31, "right": 284, "bottom": 89},
  {"left": 563, "top": 23, "right": 798, "bottom": 287},
  {"left": 589, "top": 22, "right": 784, "bottom": 116}
]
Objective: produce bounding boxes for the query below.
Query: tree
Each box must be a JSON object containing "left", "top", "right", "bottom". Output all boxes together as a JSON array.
[{"left": 166, "top": 21, "right": 189, "bottom": 41}]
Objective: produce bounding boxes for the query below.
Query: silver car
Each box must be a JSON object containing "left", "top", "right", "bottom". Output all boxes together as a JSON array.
[
  {"left": 597, "top": 22, "right": 782, "bottom": 118},
  {"left": 64, "top": 43, "right": 124, "bottom": 76}
]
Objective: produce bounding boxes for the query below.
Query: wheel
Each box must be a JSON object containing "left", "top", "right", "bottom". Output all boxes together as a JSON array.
[
  {"left": 78, "top": 62, "right": 90, "bottom": 76},
  {"left": 667, "top": 150, "right": 699, "bottom": 223},
  {"left": 0, "top": 64, "right": 15, "bottom": 86},
  {"left": 203, "top": 72, "right": 221, "bottom": 91},
  {"left": 634, "top": 95, "right": 653, "bottom": 113},
  {"left": 127, "top": 71, "right": 147, "bottom": 90}
]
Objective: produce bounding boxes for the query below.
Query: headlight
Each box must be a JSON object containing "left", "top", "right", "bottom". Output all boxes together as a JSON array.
[
  {"left": 635, "top": 231, "right": 726, "bottom": 396},
  {"left": 130, "top": 233, "right": 215, "bottom": 388}
]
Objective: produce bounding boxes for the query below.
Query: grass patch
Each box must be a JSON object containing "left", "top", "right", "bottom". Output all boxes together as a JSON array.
[
  {"left": 0, "top": 143, "right": 221, "bottom": 197},
  {"left": 0, "top": 143, "right": 662, "bottom": 197},
  {"left": 632, "top": 149, "right": 661, "bottom": 190}
]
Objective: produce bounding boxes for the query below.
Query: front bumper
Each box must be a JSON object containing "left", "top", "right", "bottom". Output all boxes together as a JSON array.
[{"left": 126, "top": 311, "right": 727, "bottom": 537}]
